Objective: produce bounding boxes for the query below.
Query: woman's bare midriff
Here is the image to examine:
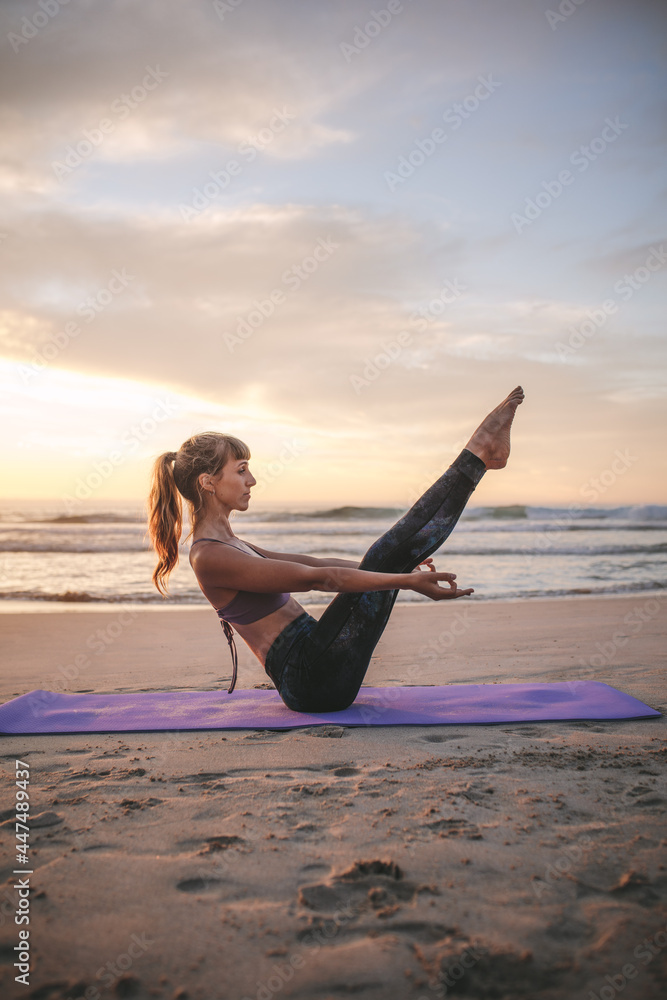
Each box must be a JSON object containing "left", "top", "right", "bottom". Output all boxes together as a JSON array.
[
  {"left": 224, "top": 596, "right": 307, "bottom": 666},
  {"left": 195, "top": 574, "right": 307, "bottom": 665}
]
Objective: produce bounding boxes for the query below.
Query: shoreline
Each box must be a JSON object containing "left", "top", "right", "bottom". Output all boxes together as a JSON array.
[{"left": 0, "top": 588, "right": 664, "bottom": 614}]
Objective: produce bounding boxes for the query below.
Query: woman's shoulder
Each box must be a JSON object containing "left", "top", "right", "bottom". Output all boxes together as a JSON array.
[{"left": 189, "top": 537, "right": 259, "bottom": 561}]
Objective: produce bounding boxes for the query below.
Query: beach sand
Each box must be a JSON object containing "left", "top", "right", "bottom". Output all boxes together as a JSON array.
[{"left": 0, "top": 594, "right": 665, "bottom": 1000}]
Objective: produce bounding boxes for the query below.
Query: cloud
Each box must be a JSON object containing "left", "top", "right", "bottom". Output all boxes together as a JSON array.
[
  {"left": 1, "top": 0, "right": 666, "bottom": 502},
  {"left": 0, "top": 0, "right": 367, "bottom": 192},
  {"left": 1, "top": 196, "right": 664, "bottom": 422}
]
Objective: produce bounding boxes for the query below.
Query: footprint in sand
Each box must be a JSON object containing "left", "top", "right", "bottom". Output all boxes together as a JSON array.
[
  {"left": 422, "top": 945, "right": 567, "bottom": 997},
  {"left": 289, "top": 783, "right": 329, "bottom": 797},
  {"left": 445, "top": 781, "right": 497, "bottom": 809},
  {"left": 198, "top": 835, "right": 246, "bottom": 854},
  {"left": 243, "top": 730, "right": 287, "bottom": 741},
  {"left": 174, "top": 771, "right": 230, "bottom": 787},
  {"left": 306, "top": 726, "right": 347, "bottom": 738},
  {"left": 292, "top": 823, "right": 320, "bottom": 840},
  {"left": 176, "top": 876, "right": 226, "bottom": 893},
  {"left": 419, "top": 733, "right": 468, "bottom": 743},
  {"left": 119, "top": 798, "right": 162, "bottom": 815},
  {"left": 0, "top": 810, "right": 63, "bottom": 829},
  {"left": 176, "top": 834, "right": 246, "bottom": 854},
  {"left": 422, "top": 816, "right": 483, "bottom": 840},
  {"left": 573, "top": 870, "right": 663, "bottom": 907},
  {"left": 298, "top": 859, "right": 436, "bottom": 918},
  {"left": 609, "top": 871, "right": 663, "bottom": 907},
  {"left": 625, "top": 783, "right": 666, "bottom": 809}
]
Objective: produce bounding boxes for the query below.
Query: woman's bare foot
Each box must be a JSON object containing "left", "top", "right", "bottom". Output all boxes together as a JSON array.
[{"left": 464, "top": 386, "right": 525, "bottom": 469}]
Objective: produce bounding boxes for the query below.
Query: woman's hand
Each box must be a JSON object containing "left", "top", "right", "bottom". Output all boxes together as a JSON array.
[{"left": 407, "top": 568, "right": 474, "bottom": 601}]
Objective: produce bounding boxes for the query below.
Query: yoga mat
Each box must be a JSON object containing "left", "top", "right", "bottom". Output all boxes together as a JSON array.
[{"left": 0, "top": 682, "right": 659, "bottom": 735}]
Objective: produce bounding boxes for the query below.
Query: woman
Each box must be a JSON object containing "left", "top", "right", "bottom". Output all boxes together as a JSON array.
[{"left": 148, "top": 386, "right": 524, "bottom": 711}]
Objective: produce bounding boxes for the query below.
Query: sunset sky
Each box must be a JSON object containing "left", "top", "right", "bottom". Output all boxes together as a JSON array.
[{"left": 1, "top": 0, "right": 665, "bottom": 508}]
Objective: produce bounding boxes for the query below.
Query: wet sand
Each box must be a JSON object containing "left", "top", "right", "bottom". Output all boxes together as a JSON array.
[{"left": 0, "top": 594, "right": 665, "bottom": 1000}]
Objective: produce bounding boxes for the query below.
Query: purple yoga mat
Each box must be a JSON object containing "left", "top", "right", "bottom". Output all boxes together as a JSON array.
[{"left": 0, "top": 682, "right": 659, "bottom": 734}]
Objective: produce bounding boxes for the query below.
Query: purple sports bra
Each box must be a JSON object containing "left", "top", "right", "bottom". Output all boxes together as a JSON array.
[{"left": 189, "top": 537, "right": 291, "bottom": 694}]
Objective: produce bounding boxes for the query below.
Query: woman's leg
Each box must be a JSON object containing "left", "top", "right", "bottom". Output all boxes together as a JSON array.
[{"left": 273, "top": 447, "right": 485, "bottom": 711}]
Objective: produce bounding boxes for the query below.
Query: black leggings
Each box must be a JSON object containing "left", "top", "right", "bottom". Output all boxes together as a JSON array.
[{"left": 263, "top": 448, "right": 486, "bottom": 712}]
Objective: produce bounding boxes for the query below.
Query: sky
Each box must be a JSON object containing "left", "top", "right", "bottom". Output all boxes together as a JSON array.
[{"left": 1, "top": 0, "right": 665, "bottom": 509}]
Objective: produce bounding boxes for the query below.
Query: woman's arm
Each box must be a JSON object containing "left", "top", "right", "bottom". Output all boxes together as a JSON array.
[
  {"left": 244, "top": 544, "right": 359, "bottom": 569},
  {"left": 314, "top": 565, "right": 472, "bottom": 600},
  {"left": 315, "top": 557, "right": 360, "bottom": 568},
  {"left": 193, "top": 546, "right": 472, "bottom": 601},
  {"left": 248, "top": 544, "right": 431, "bottom": 572}
]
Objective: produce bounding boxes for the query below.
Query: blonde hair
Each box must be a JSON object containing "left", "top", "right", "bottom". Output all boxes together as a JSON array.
[{"left": 147, "top": 432, "right": 251, "bottom": 596}]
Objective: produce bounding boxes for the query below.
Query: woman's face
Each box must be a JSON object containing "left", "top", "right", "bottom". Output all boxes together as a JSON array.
[{"left": 214, "top": 456, "right": 257, "bottom": 509}]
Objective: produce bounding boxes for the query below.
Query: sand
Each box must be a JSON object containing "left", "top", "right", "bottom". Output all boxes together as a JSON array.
[{"left": 0, "top": 593, "right": 665, "bottom": 1000}]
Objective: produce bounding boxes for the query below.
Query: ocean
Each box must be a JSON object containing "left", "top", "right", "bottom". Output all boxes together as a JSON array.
[{"left": 0, "top": 498, "right": 665, "bottom": 611}]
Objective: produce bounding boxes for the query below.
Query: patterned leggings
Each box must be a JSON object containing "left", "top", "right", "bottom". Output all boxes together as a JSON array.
[{"left": 263, "top": 448, "right": 486, "bottom": 712}]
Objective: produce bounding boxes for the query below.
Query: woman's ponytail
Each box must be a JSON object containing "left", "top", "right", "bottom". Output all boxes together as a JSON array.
[{"left": 148, "top": 451, "right": 182, "bottom": 596}]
